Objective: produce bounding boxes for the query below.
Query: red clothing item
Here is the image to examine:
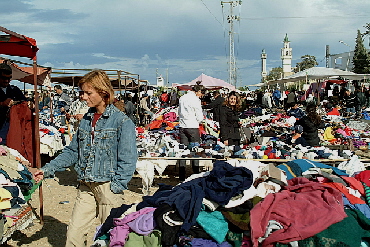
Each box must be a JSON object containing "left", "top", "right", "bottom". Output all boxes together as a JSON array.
[
  {"left": 354, "top": 170, "right": 370, "bottom": 187},
  {"left": 250, "top": 177, "right": 346, "bottom": 247},
  {"left": 327, "top": 108, "right": 340, "bottom": 116},
  {"left": 323, "top": 182, "right": 365, "bottom": 205},
  {"left": 7, "top": 102, "right": 34, "bottom": 165},
  {"left": 92, "top": 113, "right": 102, "bottom": 127},
  {"left": 341, "top": 176, "right": 365, "bottom": 196}
]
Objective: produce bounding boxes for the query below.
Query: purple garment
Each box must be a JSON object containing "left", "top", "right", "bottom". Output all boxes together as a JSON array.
[
  {"left": 126, "top": 210, "right": 156, "bottom": 235},
  {"left": 109, "top": 207, "right": 156, "bottom": 247},
  {"left": 191, "top": 238, "right": 232, "bottom": 247}
]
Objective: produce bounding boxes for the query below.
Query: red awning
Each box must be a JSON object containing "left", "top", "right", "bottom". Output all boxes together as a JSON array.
[
  {"left": 324, "top": 79, "right": 348, "bottom": 85},
  {"left": 0, "top": 26, "right": 38, "bottom": 60}
]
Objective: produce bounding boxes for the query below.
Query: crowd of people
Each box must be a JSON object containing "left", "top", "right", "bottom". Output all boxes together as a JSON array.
[{"left": 3, "top": 59, "right": 370, "bottom": 245}]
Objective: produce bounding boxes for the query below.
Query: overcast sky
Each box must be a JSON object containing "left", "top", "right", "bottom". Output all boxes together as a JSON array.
[{"left": 1, "top": 0, "right": 369, "bottom": 88}]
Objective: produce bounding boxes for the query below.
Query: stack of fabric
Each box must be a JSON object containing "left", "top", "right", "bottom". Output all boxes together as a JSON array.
[{"left": 91, "top": 158, "right": 370, "bottom": 247}]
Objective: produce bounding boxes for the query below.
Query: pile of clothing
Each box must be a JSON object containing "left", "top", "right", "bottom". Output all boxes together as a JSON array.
[{"left": 91, "top": 158, "right": 370, "bottom": 246}]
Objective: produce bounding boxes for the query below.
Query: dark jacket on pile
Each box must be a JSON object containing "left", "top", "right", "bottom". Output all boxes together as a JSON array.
[
  {"left": 295, "top": 116, "right": 325, "bottom": 147},
  {"left": 202, "top": 95, "right": 224, "bottom": 122},
  {"left": 219, "top": 105, "right": 241, "bottom": 144}
]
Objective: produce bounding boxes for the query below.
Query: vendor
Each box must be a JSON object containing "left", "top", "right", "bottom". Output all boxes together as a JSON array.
[
  {"left": 0, "top": 61, "right": 27, "bottom": 145},
  {"left": 295, "top": 104, "right": 325, "bottom": 147},
  {"left": 53, "top": 85, "right": 71, "bottom": 114}
]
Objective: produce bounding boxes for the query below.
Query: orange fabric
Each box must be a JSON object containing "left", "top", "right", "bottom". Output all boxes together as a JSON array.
[
  {"left": 148, "top": 119, "right": 163, "bottom": 130},
  {"left": 199, "top": 124, "right": 206, "bottom": 136},
  {"left": 327, "top": 108, "right": 340, "bottom": 116}
]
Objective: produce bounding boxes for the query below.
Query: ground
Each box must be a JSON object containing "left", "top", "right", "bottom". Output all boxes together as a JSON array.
[{"left": 3, "top": 164, "right": 186, "bottom": 246}]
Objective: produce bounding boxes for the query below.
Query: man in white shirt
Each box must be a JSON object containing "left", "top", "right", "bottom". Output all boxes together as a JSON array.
[{"left": 178, "top": 84, "right": 206, "bottom": 180}]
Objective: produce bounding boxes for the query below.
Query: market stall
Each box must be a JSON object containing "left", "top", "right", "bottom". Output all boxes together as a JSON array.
[{"left": 0, "top": 26, "right": 43, "bottom": 241}]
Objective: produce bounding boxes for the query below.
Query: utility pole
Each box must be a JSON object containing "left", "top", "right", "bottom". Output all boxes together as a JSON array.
[
  {"left": 325, "top": 45, "right": 330, "bottom": 68},
  {"left": 221, "top": 1, "right": 241, "bottom": 87}
]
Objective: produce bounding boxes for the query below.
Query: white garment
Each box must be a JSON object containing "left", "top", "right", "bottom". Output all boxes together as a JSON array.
[{"left": 178, "top": 91, "right": 204, "bottom": 128}]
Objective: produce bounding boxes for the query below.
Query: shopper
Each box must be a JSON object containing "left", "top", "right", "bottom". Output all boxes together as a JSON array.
[
  {"left": 178, "top": 85, "right": 206, "bottom": 181},
  {"left": 33, "top": 70, "right": 138, "bottom": 247},
  {"left": 219, "top": 91, "right": 242, "bottom": 146}
]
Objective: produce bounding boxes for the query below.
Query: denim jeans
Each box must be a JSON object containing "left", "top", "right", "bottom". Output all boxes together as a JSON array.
[
  {"left": 0, "top": 122, "right": 9, "bottom": 145},
  {"left": 346, "top": 107, "right": 356, "bottom": 113}
]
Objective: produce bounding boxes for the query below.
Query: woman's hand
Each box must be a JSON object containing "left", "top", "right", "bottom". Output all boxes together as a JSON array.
[{"left": 33, "top": 169, "right": 45, "bottom": 183}]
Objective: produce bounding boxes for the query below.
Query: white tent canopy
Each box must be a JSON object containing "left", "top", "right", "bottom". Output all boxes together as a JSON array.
[
  {"left": 248, "top": 82, "right": 265, "bottom": 87},
  {"left": 173, "top": 73, "right": 236, "bottom": 91},
  {"left": 267, "top": 67, "right": 370, "bottom": 85}
]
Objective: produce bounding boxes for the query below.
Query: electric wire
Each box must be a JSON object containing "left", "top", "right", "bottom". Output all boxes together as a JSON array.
[{"left": 200, "top": 0, "right": 224, "bottom": 29}]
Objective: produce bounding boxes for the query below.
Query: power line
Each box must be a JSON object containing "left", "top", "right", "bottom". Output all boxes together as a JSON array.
[
  {"left": 200, "top": 0, "right": 224, "bottom": 28},
  {"left": 238, "top": 32, "right": 350, "bottom": 35},
  {"left": 240, "top": 15, "right": 370, "bottom": 20}
]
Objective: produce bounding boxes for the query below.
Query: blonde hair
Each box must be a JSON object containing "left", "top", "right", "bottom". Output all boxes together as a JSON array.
[{"left": 78, "top": 70, "right": 114, "bottom": 105}]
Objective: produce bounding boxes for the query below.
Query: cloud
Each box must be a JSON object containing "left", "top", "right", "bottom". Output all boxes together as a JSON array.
[{"left": 1, "top": 0, "right": 369, "bottom": 86}]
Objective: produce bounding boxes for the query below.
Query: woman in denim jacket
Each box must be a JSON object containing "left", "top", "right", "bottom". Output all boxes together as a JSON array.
[{"left": 33, "top": 70, "right": 137, "bottom": 247}]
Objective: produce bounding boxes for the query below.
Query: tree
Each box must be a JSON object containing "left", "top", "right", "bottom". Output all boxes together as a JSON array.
[
  {"left": 352, "top": 29, "right": 370, "bottom": 74},
  {"left": 266, "top": 67, "right": 283, "bottom": 81},
  {"left": 293, "top": 55, "right": 318, "bottom": 72},
  {"left": 238, "top": 86, "right": 249, "bottom": 91}
]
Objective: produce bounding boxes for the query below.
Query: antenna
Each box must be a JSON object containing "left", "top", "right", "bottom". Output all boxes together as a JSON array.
[{"left": 221, "top": 1, "right": 241, "bottom": 87}]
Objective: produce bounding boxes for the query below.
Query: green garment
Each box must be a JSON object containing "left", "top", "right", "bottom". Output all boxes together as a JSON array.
[
  {"left": 124, "top": 230, "right": 162, "bottom": 247},
  {"left": 226, "top": 230, "right": 243, "bottom": 247}
]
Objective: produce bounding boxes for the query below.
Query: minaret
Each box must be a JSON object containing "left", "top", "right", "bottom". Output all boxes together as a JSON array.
[
  {"left": 261, "top": 49, "right": 267, "bottom": 82},
  {"left": 281, "top": 33, "right": 293, "bottom": 77}
]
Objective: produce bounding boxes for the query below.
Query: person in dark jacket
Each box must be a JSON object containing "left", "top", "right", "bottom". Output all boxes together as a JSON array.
[
  {"left": 295, "top": 104, "right": 325, "bottom": 147},
  {"left": 343, "top": 89, "right": 356, "bottom": 115},
  {"left": 202, "top": 90, "right": 224, "bottom": 122},
  {"left": 219, "top": 91, "right": 242, "bottom": 146},
  {"left": 285, "top": 89, "right": 297, "bottom": 109},
  {"left": 0, "top": 61, "right": 27, "bottom": 144},
  {"left": 354, "top": 87, "right": 366, "bottom": 113}
]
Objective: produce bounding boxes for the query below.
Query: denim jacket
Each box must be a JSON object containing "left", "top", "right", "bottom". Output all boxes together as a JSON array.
[{"left": 41, "top": 104, "right": 138, "bottom": 193}]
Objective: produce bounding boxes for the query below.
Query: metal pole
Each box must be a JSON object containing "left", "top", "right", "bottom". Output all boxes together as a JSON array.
[{"left": 32, "top": 58, "right": 43, "bottom": 223}]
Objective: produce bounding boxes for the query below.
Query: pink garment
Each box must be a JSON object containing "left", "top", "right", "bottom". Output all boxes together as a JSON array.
[
  {"left": 0, "top": 146, "right": 7, "bottom": 156},
  {"left": 109, "top": 207, "right": 156, "bottom": 247},
  {"left": 336, "top": 128, "right": 348, "bottom": 137},
  {"left": 250, "top": 177, "right": 346, "bottom": 247},
  {"left": 163, "top": 112, "right": 177, "bottom": 122}
]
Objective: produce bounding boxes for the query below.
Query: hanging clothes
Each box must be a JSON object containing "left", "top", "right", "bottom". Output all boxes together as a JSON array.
[{"left": 6, "top": 102, "right": 34, "bottom": 165}]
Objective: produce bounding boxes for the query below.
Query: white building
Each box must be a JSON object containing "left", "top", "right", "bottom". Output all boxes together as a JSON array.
[{"left": 281, "top": 33, "right": 293, "bottom": 78}]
